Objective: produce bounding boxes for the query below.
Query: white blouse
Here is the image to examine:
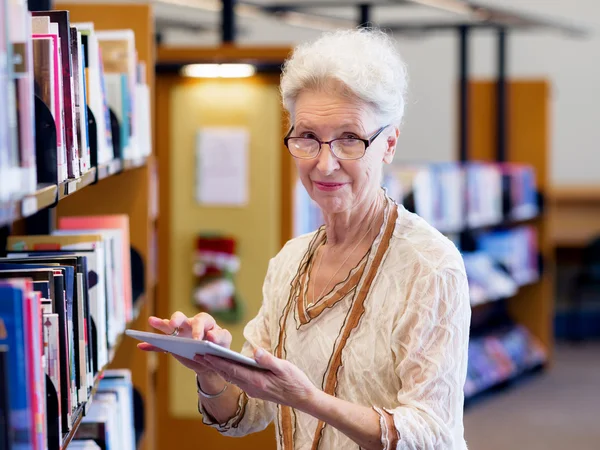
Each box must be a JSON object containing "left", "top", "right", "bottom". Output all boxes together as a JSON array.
[{"left": 200, "top": 199, "right": 471, "bottom": 450}]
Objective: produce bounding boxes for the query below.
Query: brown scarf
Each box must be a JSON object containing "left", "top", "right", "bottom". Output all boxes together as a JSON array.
[{"left": 274, "top": 198, "right": 398, "bottom": 450}]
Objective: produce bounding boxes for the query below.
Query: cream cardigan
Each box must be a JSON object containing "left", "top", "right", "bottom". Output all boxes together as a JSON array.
[{"left": 200, "top": 200, "right": 471, "bottom": 450}]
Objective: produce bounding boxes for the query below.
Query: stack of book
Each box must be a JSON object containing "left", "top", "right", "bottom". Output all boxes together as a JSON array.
[
  {"left": 465, "top": 325, "right": 547, "bottom": 399},
  {"left": 462, "top": 252, "right": 518, "bottom": 306},
  {"left": 476, "top": 225, "right": 540, "bottom": 287},
  {"left": 381, "top": 161, "right": 539, "bottom": 233},
  {"left": 0, "top": 214, "right": 134, "bottom": 449},
  {"left": 0, "top": 4, "right": 152, "bottom": 204},
  {"left": 462, "top": 225, "right": 540, "bottom": 305},
  {"left": 73, "top": 369, "right": 137, "bottom": 450}
]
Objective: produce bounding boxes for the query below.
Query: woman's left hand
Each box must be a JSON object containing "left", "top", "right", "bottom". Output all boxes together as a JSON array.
[{"left": 197, "top": 347, "right": 317, "bottom": 410}]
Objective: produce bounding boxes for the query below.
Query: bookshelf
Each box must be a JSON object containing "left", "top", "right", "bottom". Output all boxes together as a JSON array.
[
  {"left": 467, "top": 79, "right": 554, "bottom": 354},
  {"left": 0, "top": 2, "right": 156, "bottom": 449}
]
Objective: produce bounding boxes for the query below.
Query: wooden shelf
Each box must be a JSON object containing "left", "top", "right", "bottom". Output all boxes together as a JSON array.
[
  {"left": 0, "top": 158, "right": 151, "bottom": 228},
  {"left": 97, "top": 159, "right": 123, "bottom": 180},
  {"left": 59, "top": 169, "right": 97, "bottom": 200},
  {"left": 62, "top": 403, "right": 85, "bottom": 449},
  {"left": 123, "top": 156, "right": 148, "bottom": 171}
]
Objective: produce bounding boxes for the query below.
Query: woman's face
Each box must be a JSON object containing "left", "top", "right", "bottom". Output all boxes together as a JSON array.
[{"left": 292, "top": 88, "right": 398, "bottom": 215}]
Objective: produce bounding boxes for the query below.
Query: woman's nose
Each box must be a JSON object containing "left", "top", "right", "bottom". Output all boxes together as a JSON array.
[{"left": 316, "top": 143, "right": 339, "bottom": 174}]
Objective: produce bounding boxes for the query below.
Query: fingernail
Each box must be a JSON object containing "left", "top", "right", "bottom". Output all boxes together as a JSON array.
[{"left": 255, "top": 348, "right": 264, "bottom": 358}]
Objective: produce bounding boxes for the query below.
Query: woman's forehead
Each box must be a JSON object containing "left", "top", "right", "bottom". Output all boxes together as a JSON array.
[{"left": 293, "top": 93, "right": 376, "bottom": 129}]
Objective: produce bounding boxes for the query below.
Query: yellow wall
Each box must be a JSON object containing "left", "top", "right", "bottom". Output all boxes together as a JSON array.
[{"left": 168, "top": 79, "right": 282, "bottom": 417}]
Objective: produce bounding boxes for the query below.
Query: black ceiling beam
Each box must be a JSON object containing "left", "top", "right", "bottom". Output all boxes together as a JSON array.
[
  {"left": 380, "top": 21, "right": 575, "bottom": 34},
  {"left": 243, "top": 0, "right": 406, "bottom": 11},
  {"left": 222, "top": 0, "right": 235, "bottom": 43},
  {"left": 358, "top": 4, "right": 372, "bottom": 28}
]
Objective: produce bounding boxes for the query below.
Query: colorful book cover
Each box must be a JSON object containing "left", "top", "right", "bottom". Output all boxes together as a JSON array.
[
  {"left": 32, "top": 32, "right": 67, "bottom": 183},
  {"left": 8, "top": 249, "right": 110, "bottom": 371},
  {"left": 104, "top": 73, "right": 130, "bottom": 157},
  {"left": 96, "top": 30, "right": 136, "bottom": 151},
  {"left": 8, "top": 0, "right": 36, "bottom": 195},
  {"left": 24, "top": 288, "right": 45, "bottom": 450},
  {"left": 31, "top": 38, "right": 55, "bottom": 122},
  {"left": 58, "top": 216, "right": 132, "bottom": 322},
  {"left": 100, "top": 369, "right": 136, "bottom": 450},
  {"left": 0, "top": 267, "right": 71, "bottom": 431},
  {"left": 3, "top": 0, "right": 21, "bottom": 200},
  {"left": 31, "top": 10, "right": 80, "bottom": 178},
  {"left": 42, "top": 312, "right": 62, "bottom": 446},
  {"left": 0, "top": 344, "right": 11, "bottom": 450},
  {"left": 0, "top": 281, "right": 34, "bottom": 450},
  {"left": 73, "top": 22, "right": 111, "bottom": 164},
  {"left": 0, "top": 0, "right": 11, "bottom": 202},
  {"left": 97, "top": 47, "right": 114, "bottom": 160},
  {"left": 70, "top": 27, "right": 90, "bottom": 174},
  {"left": 78, "top": 33, "right": 90, "bottom": 173}
]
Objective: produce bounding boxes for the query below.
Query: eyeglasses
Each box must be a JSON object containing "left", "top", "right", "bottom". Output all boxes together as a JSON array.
[{"left": 284, "top": 125, "right": 389, "bottom": 160}]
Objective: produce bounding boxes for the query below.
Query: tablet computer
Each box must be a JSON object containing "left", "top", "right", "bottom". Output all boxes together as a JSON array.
[{"left": 126, "top": 329, "right": 262, "bottom": 369}]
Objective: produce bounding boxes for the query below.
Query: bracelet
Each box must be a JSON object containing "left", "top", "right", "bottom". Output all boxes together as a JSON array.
[{"left": 196, "top": 374, "right": 228, "bottom": 399}]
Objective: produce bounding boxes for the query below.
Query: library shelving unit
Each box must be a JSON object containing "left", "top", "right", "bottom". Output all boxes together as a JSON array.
[{"left": 0, "top": 2, "right": 157, "bottom": 449}]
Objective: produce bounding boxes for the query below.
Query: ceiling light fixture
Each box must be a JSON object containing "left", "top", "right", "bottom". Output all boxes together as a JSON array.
[{"left": 180, "top": 63, "right": 256, "bottom": 78}]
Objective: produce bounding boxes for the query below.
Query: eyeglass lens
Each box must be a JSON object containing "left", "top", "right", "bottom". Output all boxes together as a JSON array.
[{"left": 287, "top": 138, "right": 365, "bottom": 160}]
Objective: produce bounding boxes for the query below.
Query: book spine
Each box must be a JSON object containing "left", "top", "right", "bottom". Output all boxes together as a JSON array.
[
  {"left": 0, "top": 346, "right": 11, "bottom": 450},
  {"left": 5, "top": 5, "right": 21, "bottom": 200},
  {"left": 77, "top": 33, "right": 90, "bottom": 173},
  {"left": 43, "top": 312, "right": 63, "bottom": 447},
  {"left": 24, "top": 290, "right": 45, "bottom": 450},
  {"left": 0, "top": 0, "right": 10, "bottom": 201},
  {"left": 0, "top": 286, "right": 34, "bottom": 450},
  {"left": 10, "top": 2, "right": 37, "bottom": 195}
]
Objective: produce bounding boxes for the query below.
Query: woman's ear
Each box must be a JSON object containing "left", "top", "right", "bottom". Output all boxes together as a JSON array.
[{"left": 383, "top": 127, "right": 399, "bottom": 164}]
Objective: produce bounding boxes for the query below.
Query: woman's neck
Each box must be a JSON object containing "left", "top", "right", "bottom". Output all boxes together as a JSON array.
[{"left": 322, "top": 191, "right": 385, "bottom": 249}]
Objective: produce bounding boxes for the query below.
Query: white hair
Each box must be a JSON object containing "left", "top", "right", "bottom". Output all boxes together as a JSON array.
[{"left": 280, "top": 28, "right": 409, "bottom": 127}]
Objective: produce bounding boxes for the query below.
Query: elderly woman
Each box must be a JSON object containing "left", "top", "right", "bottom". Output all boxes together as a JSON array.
[{"left": 141, "top": 28, "right": 471, "bottom": 449}]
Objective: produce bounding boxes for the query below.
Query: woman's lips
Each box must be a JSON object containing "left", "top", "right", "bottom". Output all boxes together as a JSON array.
[{"left": 313, "top": 181, "right": 348, "bottom": 192}]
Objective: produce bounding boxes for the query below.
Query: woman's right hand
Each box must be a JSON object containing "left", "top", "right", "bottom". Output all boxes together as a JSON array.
[{"left": 138, "top": 311, "right": 233, "bottom": 381}]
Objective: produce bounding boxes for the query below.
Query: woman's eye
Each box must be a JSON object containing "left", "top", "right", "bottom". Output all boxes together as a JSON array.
[
  {"left": 342, "top": 133, "right": 359, "bottom": 139},
  {"left": 300, "top": 132, "right": 317, "bottom": 139}
]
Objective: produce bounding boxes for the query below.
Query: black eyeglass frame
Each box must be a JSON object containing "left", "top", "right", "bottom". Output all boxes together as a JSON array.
[{"left": 283, "top": 125, "right": 389, "bottom": 160}]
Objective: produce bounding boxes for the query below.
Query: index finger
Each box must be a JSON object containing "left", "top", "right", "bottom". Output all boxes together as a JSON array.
[
  {"left": 190, "top": 313, "right": 217, "bottom": 340},
  {"left": 148, "top": 316, "right": 175, "bottom": 335}
]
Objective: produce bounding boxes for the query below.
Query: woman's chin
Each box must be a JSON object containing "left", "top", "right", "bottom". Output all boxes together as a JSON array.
[{"left": 314, "top": 194, "right": 351, "bottom": 215}]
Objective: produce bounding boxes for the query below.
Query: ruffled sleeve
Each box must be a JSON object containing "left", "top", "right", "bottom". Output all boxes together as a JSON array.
[
  {"left": 198, "top": 258, "right": 278, "bottom": 436},
  {"left": 377, "top": 258, "right": 471, "bottom": 449}
]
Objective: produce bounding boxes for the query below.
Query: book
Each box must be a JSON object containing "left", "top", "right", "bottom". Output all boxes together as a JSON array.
[
  {"left": 1, "top": 0, "right": 21, "bottom": 202},
  {"left": 42, "top": 311, "right": 62, "bottom": 448},
  {"left": 58, "top": 215, "right": 133, "bottom": 323},
  {"left": 0, "top": 345, "right": 10, "bottom": 450},
  {"left": 0, "top": 267, "right": 74, "bottom": 433},
  {"left": 70, "top": 27, "right": 90, "bottom": 174},
  {"left": 31, "top": 10, "right": 80, "bottom": 179},
  {"left": 0, "top": 281, "right": 35, "bottom": 450},
  {"left": 5, "top": 237, "right": 116, "bottom": 372},
  {"left": 32, "top": 15, "right": 68, "bottom": 183},
  {"left": 96, "top": 369, "right": 136, "bottom": 450},
  {"left": 72, "top": 22, "right": 112, "bottom": 165},
  {"left": 8, "top": 0, "right": 37, "bottom": 196},
  {"left": 75, "top": 392, "right": 118, "bottom": 450},
  {"left": 96, "top": 30, "right": 136, "bottom": 160},
  {"left": 0, "top": 0, "right": 11, "bottom": 202}
]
